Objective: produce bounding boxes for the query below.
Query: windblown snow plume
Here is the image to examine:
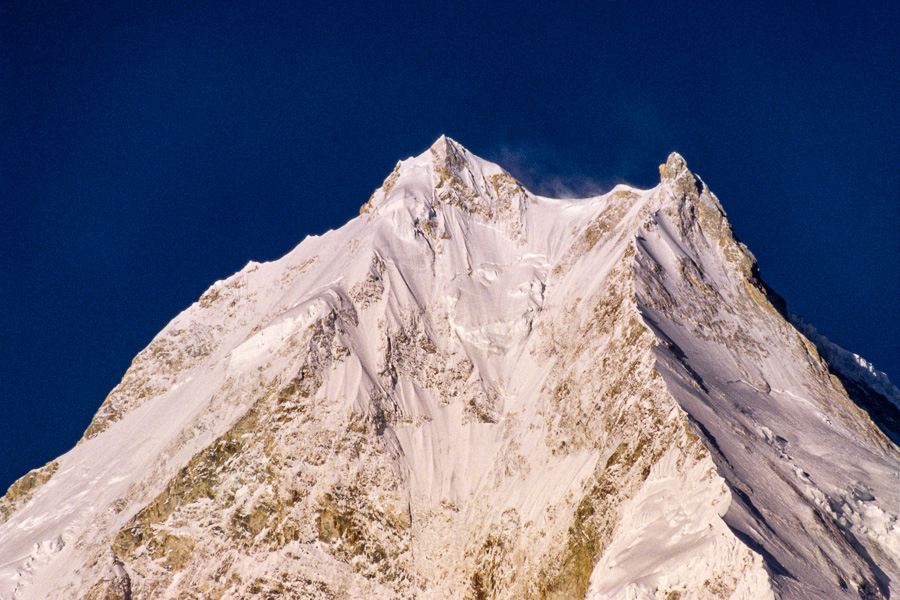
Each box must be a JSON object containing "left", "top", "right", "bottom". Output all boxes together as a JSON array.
[{"left": 1, "top": 137, "right": 898, "bottom": 600}]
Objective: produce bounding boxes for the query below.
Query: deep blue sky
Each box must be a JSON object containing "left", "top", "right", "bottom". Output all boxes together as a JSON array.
[{"left": 2, "top": 1, "right": 897, "bottom": 492}]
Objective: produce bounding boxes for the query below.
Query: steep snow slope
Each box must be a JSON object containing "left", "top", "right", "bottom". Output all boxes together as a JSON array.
[{"left": 0, "top": 138, "right": 897, "bottom": 600}]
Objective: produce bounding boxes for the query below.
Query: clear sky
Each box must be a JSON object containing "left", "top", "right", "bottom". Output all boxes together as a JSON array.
[{"left": 2, "top": 1, "right": 898, "bottom": 492}]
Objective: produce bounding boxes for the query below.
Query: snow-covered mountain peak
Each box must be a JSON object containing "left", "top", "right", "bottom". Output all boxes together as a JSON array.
[
  {"left": 657, "top": 151, "right": 706, "bottom": 204},
  {"left": 1, "top": 140, "right": 898, "bottom": 600},
  {"left": 425, "top": 135, "right": 504, "bottom": 179},
  {"left": 656, "top": 151, "right": 716, "bottom": 212},
  {"left": 360, "top": 136, "right": 527, "bottom": 233},
  {"left": 427, "top": 134, "right": 465, "bottom": 168},
  {"left": 659, "top": 151, "right": 690, "bottom": 180}
]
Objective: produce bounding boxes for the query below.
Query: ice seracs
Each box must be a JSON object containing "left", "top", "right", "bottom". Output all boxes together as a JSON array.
[{"left": 1, "top": 137, "right": 897, "bottom": 600}]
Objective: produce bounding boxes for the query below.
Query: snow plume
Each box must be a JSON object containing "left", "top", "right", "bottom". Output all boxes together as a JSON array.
[
  {"left": 491, "top": 143, "right": 616, "bottom": 198},
  {"left": 789, "top": 312, "right": 900, "bottom": 407}
]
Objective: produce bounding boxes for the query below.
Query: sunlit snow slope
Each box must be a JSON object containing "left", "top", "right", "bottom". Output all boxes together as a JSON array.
[{"left": 1, "top": 137, "right": 897, "bottom": 600}]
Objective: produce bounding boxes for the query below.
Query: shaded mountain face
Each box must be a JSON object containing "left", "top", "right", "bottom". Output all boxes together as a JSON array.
[{"left": 1, "top": 137, "right": 898, "bottom": 600}]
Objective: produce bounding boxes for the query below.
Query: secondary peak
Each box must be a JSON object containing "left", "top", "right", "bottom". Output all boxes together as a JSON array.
[{"left": 659, "top": 152, "right": 690, "bottom": 181}]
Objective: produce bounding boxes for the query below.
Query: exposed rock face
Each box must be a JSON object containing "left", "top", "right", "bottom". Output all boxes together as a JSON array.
[{"left": 1, "top": 138, "right": 898, "bottom": 600}]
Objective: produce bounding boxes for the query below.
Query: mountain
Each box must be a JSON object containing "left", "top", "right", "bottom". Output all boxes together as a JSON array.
[{"left": 1, "top": 137, "right": 898, "bottom": 600}]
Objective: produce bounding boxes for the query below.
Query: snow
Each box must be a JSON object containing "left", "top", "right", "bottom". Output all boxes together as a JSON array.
[
  {"left": 0, "top": 138, "right": 896, "bottom": 600},
  {"left": 789, "top": 313, "right": 900, "bottom": 408},
  {"left": 586, "top": 449, "right": 770, "bottom": 600}
]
